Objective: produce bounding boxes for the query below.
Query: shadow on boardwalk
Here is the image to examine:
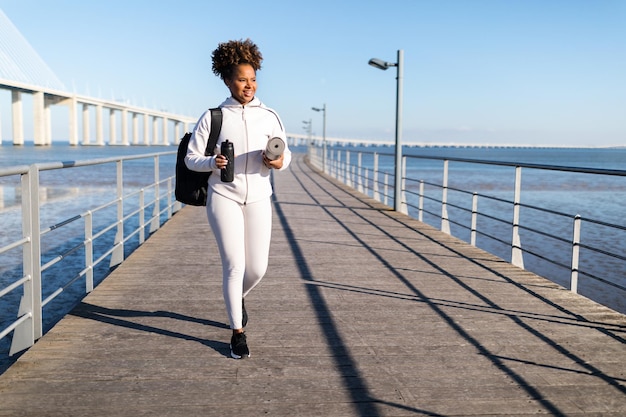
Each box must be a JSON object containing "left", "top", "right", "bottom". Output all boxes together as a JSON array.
[{"left": 0, "top": 153, "right": 625, "bottom": 416}]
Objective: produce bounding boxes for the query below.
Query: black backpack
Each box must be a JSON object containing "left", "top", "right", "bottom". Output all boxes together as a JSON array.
[{"left": 175, "top": 108, "right": 222, "bottom": 206}]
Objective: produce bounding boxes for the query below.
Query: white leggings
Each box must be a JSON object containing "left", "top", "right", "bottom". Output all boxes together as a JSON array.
[{"left": 206, "top": 191, "right": 272, "bottom": 329}]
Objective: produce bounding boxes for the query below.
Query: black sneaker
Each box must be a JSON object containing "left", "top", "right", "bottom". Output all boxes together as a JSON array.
[
  {"left": 230, "top": 332, "right": 250, "bottom": 359},
  {"left": 242, "top": 298, "right": 248, "bottom": 328}
]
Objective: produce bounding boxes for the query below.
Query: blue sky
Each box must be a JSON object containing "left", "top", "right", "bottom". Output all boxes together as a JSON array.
[{"left": 1, "top": 0, "right": 625, "bottom": 146}]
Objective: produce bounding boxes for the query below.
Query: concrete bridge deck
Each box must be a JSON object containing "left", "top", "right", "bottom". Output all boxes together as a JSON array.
[{"left": 1, "top": 154, "right": 625, "bottom": 416}]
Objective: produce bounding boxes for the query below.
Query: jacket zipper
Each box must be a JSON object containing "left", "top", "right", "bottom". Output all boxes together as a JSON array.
[{"left": 242, "top": 105, "right": 249, "bottom": 205}]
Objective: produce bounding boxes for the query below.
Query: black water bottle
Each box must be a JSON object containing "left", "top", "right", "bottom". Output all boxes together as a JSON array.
[{"left": 221, "top": 140, "right": 234, "bottom": 183}]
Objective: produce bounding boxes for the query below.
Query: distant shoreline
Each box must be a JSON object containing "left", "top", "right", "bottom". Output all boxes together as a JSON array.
[{"left": 1, "top": 140, "right": 624, "bottom": 150}]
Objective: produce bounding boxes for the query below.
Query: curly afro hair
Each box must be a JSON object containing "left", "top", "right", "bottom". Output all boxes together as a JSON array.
[{"left": 211, "top": 39, "right": 263, "bottom": 81}]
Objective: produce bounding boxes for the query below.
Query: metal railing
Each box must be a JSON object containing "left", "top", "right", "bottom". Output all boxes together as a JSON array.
[
  {"left": 0, "top": 151, "right": 180, "bottom": 355},
  {"left": 308, "top": 145, "right": 626, "bottom": 312}
]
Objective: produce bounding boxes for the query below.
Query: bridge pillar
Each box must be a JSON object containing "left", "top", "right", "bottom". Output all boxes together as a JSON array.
[
  {"left": 132, "top": 112, "right": 139, "bottom": 145},
  {"left": 95, "top": 104, "right": 104, "bottom": 145},
  {"left": 82, "top": 103, "right": 90, "bottom": 145},
  {"left": 174, "top": 121, "right": 181, "bottom": 143},
  {"left": 109, "top": 108, "right": 117, "bottom": 145},
  {"left": 162, "top": 117, "right": 169, "bottom": 145},
  {"left": 121, "top": 109, "right": 129, "bottom": 145},
  {"left": 143, "top": 113, "right": 150, "bottom": 145},
  {"left": 152, "top": 116, "right": 158, "bottom": 145},
  {"left": 12, "top": 90, "right": 24, "bottom": 145},
  {"left": 44, "top": 95, "right": 53, "bottom": 145},
  {"left": 68, "top": 96, "right": 79, "bottom": 146},
  {"left": 32, "top": 91, "right": 46, "bottom": 145}
]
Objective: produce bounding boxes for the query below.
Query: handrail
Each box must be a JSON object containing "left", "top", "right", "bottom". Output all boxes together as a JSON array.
[
  {"left": 0, "top": 150, "right": 180, "bottom": 356},
  {"left": 307, "top": 145, "right": 626, "bottom": 313}
]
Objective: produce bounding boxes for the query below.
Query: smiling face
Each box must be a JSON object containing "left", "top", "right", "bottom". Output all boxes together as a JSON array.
[{"left": 225, "top": 63, "right": 257, "bottom": 105}]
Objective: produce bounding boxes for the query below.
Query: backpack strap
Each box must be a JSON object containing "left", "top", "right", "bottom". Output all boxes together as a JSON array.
[{"left": 204, "top": 107, "right": 223, "bottom": 156}]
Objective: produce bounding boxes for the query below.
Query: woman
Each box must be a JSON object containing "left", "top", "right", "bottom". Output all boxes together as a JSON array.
[{"left": 185, "top": 39, "right": 291, "bottom": 359}]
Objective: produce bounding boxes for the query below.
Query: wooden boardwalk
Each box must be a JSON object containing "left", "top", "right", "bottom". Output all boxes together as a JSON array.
[{"left": 1, "top": 154, "right": 625, "bottom": 416}]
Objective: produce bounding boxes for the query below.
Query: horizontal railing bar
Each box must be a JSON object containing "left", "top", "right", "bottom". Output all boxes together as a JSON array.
[
  {"left": 0, "top": 312, "right": 31, "bottom": 341},
  {"left": 476, "top": 212, "right": 511, "bottom": 226},
  {"left": 445, "top": 202, "right": 472, "bottom": 213},
  {"left": 353, "top": 149, "right": 626, "bottom": 177},
  {"left": 41, "top": 288, "right": 63, "bottom": 308},
  {"left": 583, "top": 217, "right": 626, "bottom": 231},
  {"left": 448, "top": 218, "right": 471, "bottom": 230},
  {"left": 41, "top": 242, "right": 84, "bottom": 272},
  {"left": 0, "top": 275, "right": 31, "bottom": 299},
  {"left": 124, "top": 227, "right": 143, "bottom": 242},
  {"left": 0, "top": 165, "right": 30, "bottom": 176},
  {"left": 579, "top": 242, "right": 626, "bottom": 262},
  {"left": 405, "top": 178, "right": 438, "bottom": 188},
  {"left": 0, "top": 236, "right": 30, "bottom": 255},
  {"left": 475, "top": 231, "right": 511, "bottom": 247},
  {"left": 579, "top": 270, "right": 626, "bottom": 292},
  {"left": 91, "top": 220, "right": 119, "bottom": 240},
  {"left": 518, "top": 202, "right": 575, "bottom": 218},
  {"left": 517, "top": 224, "right": 571, "bottom": 245},
  {"left": 40, "top": 215, "right": 83, "bottom": 237},
  {"left": 87, "top": 245, "right": 117, "bottom": 272},
  {"left": 34, "top": 151, "right": 177, "bottom": 172},
  {"left": 473, "top": 193, "right": 512, "bottom": 205},
  {"left": 42, "top": 268, "right": 88, "bottom": 308},
  {"left": 447, "top": 186, "right": 475, "bottom": 196},
  {"left": 522, "top": 246, "right": 571, "bottom": 270}
]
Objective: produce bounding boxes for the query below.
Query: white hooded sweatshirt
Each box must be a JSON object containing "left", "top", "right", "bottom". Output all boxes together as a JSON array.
[{"left": 184, "top": 96, "right": 291, "bottom": 205}]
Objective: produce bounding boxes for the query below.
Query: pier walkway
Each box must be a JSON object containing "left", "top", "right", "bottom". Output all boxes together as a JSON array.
[{"left": 1, "top": 154, "right": 625, "bottom": 416}]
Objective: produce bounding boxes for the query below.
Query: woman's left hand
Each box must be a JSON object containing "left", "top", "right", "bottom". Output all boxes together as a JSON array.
[{"left": 263, "top": 153, "right": 284, "bottom": 170}]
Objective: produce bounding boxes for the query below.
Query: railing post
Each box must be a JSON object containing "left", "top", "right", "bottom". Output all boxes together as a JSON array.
[
  {"left": 327, "top": 148, "right": 332, "bottom": 177},
  {"left": 10, "top": 165, "right": 42, "bottom": 355},
  {"left": 470, "top": 193, "right": 478, "bottom": 246},
  {"left": 399, "top": 156, "right": 408, "bottom": 214},
  {"left": 150, "top": 155, "right": 160, "bottom": 233},
  {"left": 511, "top": 166, "right": 524, "bottom": 268},
  {"left": 336, "top": 150, "right": 341, "bottom": 181},
  {"left": 110, "top": 160, "right": 124, "bottom": 267},
  {"left": 418, "top": 180, "right": 424, "bottom": 222},
  {"left": 85, "top": 211, "right": 94, "bottom": 292},
  {"left": 166, "top": 178, "right": 173, "bottom": 220},
  {"left": 373, "top": 153, "right": 380, "bottom": 201},
  {"left": 383, "top": 173, "right": 389, "bottom": 206},
  {"left": 441, "top": 160, "right": 451, "bottom": 234},
  {"left": 139, "top": 189, "right": 146, "bottom": 245},
  {"left": 346, "top": 151, "right": 351, "bottom": 187},
  {"left": 570, "top": 215, "right": 581, "bottom": 293},
  {"left": 357, "top": 153, "right": 363, "bottom": 192}
]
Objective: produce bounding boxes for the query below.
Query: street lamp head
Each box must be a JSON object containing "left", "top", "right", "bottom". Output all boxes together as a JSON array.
[
  {"left": 368, "top": 58, "right": 396, "bottom": 70},
  {"left": 312, "top": 107, "right": 322, "bottom": 112}
]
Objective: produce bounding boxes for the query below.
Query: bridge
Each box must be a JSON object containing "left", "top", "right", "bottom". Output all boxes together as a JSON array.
[
  {"left": 0, "top": 77, "right": 196, "bottom": 146},
  {"left": 0, "top": 154, "right": 625, "bottom": 416},
  {"left": 0, "top": 9, "right": 195, "bottom": 147}
]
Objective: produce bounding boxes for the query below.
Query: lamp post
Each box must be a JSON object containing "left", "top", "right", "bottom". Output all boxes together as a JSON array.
[
  {"left": 312, "top": 104, "right": 327, "bottom": 173},
  {"left": 302, "top": 119, "right": 312, "bottom": 143},
  {"left": 368, "top": 50, "right": 404, "bottom": 212}
]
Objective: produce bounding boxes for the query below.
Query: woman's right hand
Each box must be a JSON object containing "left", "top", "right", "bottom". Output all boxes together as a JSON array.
[{"left": 215, "top": 154, "right": 229, "bottom": 169}]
